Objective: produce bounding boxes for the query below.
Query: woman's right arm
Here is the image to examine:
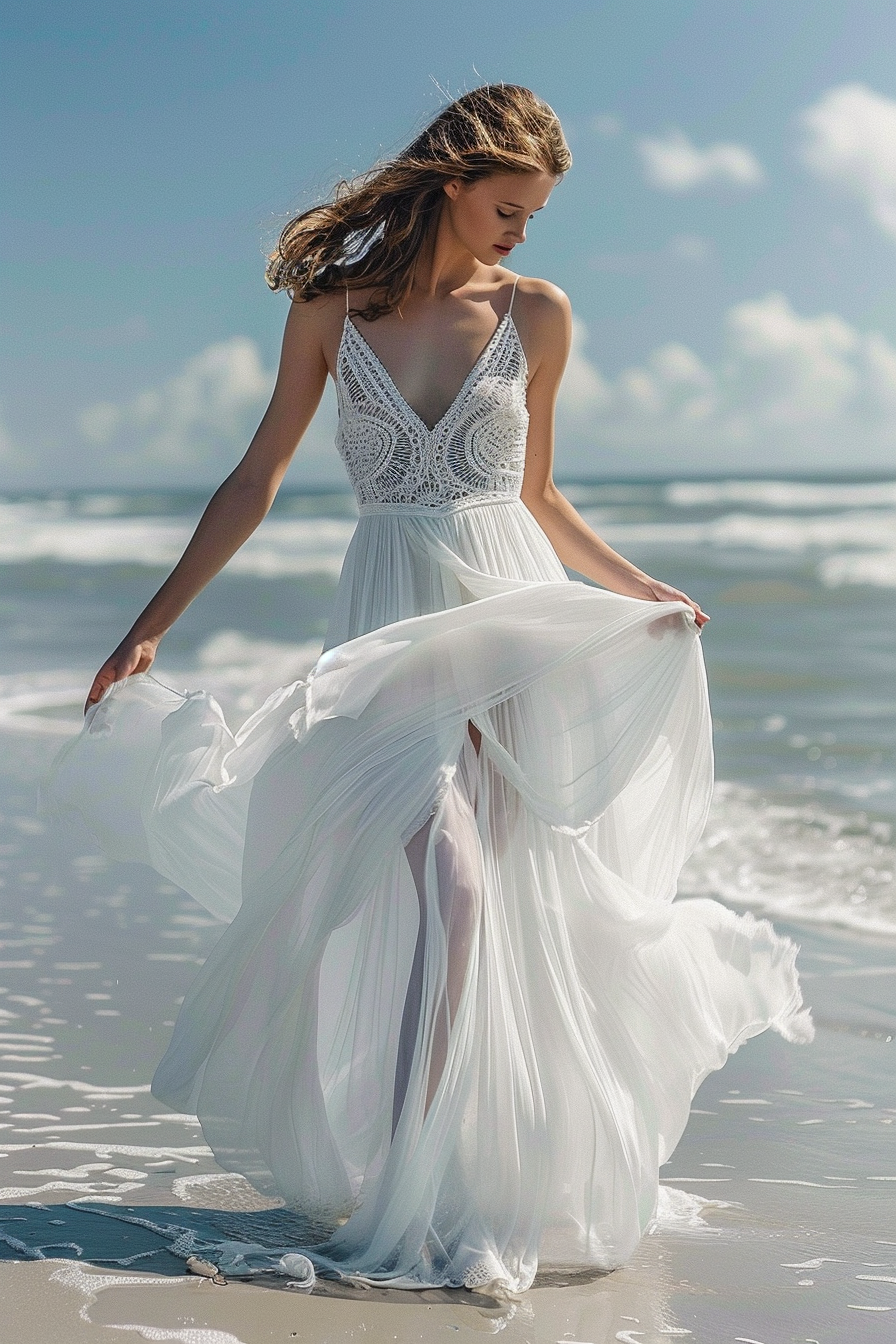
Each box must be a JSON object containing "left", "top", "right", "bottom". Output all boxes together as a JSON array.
[{"left": 84, "top": 299, "right": 330, "bottom": 711}]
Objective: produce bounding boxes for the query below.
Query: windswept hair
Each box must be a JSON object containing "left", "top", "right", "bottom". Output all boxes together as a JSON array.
[{"left": 265, "top": 85, "right": 571, "bottom": 321}]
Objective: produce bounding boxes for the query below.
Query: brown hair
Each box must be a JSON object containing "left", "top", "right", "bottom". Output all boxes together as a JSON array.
[{"left": 265, "top": 84, "right": 571, "bottom": 321}]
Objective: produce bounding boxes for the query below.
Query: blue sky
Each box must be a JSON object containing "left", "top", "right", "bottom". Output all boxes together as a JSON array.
[{"left": 3, "top": 0, "right": 896, "bottom": 486}]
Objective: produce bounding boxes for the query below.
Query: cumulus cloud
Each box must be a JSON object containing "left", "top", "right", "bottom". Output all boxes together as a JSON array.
[
  {"left": 558, "top": 293, "right": 896, "bottom": 473},
  {"left": 798, "top": 83, "right": 896, "bottom": 241},
  {"left": 638, "top": 128, "right": 765, "bottom": 191},
  {"left": 78, "top": 338, "right": 274, "bottom": 466},
  {"left": 557, "top": 318, "right": 610, "bottom": 419},
  {"left": 74, "top": 336, "right": 341, "bottom": 485}
]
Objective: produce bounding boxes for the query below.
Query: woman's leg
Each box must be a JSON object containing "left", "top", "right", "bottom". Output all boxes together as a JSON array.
[{"left": 392, "top": 728, "right": 483, "bottom": 1135}]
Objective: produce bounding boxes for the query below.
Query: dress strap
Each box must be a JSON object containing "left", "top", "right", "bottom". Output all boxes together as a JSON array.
[
  {"left": 345, "top": 287, "right": 350, "bottom": 315},
  {"left": 507, "top": 274, "right": 521, "bottom": 317}
]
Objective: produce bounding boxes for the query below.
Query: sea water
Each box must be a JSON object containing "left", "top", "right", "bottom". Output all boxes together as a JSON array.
[
  {"left": 0, "top": 477, "right": 894, "bottom": 1338},
  {"left": 1, "top": 476, "right": 892, "bottom": 939}
]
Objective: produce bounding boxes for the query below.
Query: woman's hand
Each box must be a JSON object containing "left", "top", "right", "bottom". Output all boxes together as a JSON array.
[
  {"left": 84, "top": 636, "right": 160, "bottom": 714},
  {"left": 640, "top": 578, "right": 709, "bottom": 630}
]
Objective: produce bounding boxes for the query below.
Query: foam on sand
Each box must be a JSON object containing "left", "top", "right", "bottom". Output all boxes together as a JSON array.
[{"left": 680, "top": 781, "right": 896, "bottom": 937}]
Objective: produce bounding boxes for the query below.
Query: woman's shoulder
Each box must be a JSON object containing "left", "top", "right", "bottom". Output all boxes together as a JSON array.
[
  {"left": 506, "top": 274, "right": 572, "bottom": 347},
  {"left": 282, "top": 287, "right": 351, "bottom": 373},
  {"left": 509, "top": 273, "right": 569, "bottom": 308}
]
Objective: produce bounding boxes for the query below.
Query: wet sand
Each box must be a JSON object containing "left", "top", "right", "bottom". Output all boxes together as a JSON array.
[{"left": 2, "top": 734, "right": 895, "bottom": 1342}]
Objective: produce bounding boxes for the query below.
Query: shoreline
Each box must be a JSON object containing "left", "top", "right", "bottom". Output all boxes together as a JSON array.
[{"left": 2, "top": 914, "right": 894, "bottom": 1341}]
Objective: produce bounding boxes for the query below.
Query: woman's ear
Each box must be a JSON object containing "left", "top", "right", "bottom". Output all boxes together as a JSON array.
[{"left": 442, "top": 178, "right": 463, "bottom": 200}]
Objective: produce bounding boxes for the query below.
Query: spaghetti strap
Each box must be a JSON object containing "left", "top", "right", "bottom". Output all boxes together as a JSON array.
[
  {"left": 507, "top": 274, "right": 521, "bottom": 317},
  {"left": 345, "top": 287, "right": 350, "bottom": 315}
]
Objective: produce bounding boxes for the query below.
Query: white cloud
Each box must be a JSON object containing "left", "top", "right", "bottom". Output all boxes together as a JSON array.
[
  {"left": 638, "top": 128, "right": 765, "bottom": 191},
  {"left": 557, "top": 293, "right": 896, "bottom": 473},
  {"left": 798, "top": 83, "right": 896, "bottom": 241},
  {"left": 78, "top": 338, "right": 274, "bottom": 467},
  {"left": 73, "top": 336, "right": 342, "bottom": 485},
  {"left": 558, "top": 318, "right": 610, "bottom": 419}
]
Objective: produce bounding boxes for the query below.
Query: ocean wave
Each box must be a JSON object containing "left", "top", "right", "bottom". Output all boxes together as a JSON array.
[
  {"left": 583, "top": 508, "right": 896, "bottom": 587},
  {"left": 680, "top": 782, "right": 896, "bottom": 938},
  {"left": 3, "top": 496, "right": 895, "bottom": 587},
  {"left": 585, "top": 507, "right": 896, "bottom": 552},
  {"left": 0, "top": 501, "right": 355, "bottom": 577},
  {"left": 817, "top": 549, "right": 896, "bottom": 588},
  {"left": 665, "top": 479, "right": 896, "bottom": 510},
  {"left": 0, "top": 634, "right": 325, "bottom": 735}
]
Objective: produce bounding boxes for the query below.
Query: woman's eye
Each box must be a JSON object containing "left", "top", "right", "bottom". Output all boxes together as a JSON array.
[{"left": 497, "top": 210, "right": 513, "bottom": 220}]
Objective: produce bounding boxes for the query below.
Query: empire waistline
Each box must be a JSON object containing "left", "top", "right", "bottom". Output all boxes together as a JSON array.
[{"left": 356, "top": 493, "right": 521, "bottom": 518}]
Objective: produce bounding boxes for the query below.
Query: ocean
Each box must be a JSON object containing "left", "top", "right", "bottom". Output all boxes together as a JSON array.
[
  {"left": 2, "top": 475, "right": 893, "bottom": 937},
  {"left": 1, "top": 476, "right": 895, "bottom": 1341}
]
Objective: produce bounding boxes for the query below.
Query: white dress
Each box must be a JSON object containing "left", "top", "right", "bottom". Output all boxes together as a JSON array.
[{"left": 48, "top": 284, "right": 813, "bottom": 1292}]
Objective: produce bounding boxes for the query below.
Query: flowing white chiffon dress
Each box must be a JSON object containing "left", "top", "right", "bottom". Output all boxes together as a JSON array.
[{"left": 49, "top": 281, "right": 813, "bottom": 1292}]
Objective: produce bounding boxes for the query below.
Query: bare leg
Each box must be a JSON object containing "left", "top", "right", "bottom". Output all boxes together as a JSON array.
[
  {"left": 392, "top": 727, "right": 483, "bottom": 1136},
  {"left": 392, "top": 815, "right": 433, "bottom": 1135}
]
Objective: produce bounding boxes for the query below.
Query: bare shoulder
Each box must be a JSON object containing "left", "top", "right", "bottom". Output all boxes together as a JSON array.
[
  {"left": 508, "top": 275, "right": 572, "bottom": 369},
  {"left": 281, "top": 290, "right": 347, "bottom": 372}
]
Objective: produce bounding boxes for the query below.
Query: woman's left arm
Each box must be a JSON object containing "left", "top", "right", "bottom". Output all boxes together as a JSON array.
[{"left": 518, "top": 283, "right": 709, "bottom": 629}]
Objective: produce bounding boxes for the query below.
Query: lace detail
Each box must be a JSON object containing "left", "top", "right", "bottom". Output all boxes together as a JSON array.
[{"left": 335, "top": 314, "right": 529, "bottom": 510}]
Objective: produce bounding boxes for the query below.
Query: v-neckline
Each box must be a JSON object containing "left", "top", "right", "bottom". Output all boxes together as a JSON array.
[{"left": 341, "top": 312, "right": 514, "bottom": 436}]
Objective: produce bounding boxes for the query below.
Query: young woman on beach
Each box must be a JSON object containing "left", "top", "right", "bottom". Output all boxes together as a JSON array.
[{"left": 52, "top": 85, "right": 812, "bottom": 1292}]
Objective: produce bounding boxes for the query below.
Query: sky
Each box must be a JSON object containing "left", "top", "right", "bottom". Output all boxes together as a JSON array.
[{"left": 3, "top": 0, "right": 896, "bottom": 488}]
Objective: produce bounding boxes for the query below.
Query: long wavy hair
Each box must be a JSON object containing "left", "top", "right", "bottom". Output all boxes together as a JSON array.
[{"left": 265, "top": 85, "right": 571, "bottom": 321}]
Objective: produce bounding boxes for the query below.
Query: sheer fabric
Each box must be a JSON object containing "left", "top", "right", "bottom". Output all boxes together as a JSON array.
[{"left": 48, "top": 302, "right": 812, "bottom": 1292}]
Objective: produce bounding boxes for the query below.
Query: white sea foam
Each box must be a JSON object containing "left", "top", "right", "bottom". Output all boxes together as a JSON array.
[
  {"left": 0, "top": 634, "right": 323, "bottom": 735},
  {"left": 584, "top": 508, "right": 896, "bottom": 588},
  {"left": 194, "top": 631, "right": 322, "bottom": 709},
  {"left": 588, "top": 508, "right": 896, "bottom": 553},
  {"left": 0, "top": 1179, "right": 146, "bottom": 1198},
  {"left": 649, "top": 1184, "right": 740, "bottom": 1232},
  {"left": 2, "top": 492, "right": 895, "bottom": 586},
  {"left": 47, "top": 1264, "right": 196, "bottom": 1325},
  {"left": 105, "top": 1328, "right": 251, "bottom": 1343},
  {"left": 0, "top": 1072, "right": 151, "bottom": 1095},
  {"left": 0, "top": 500, "right": 355, "bottom": 577},
  {"left": 666, "top": 479, "right": 896, "bottom": 510},
  {"left": 680, "top": 782, "right": 896, "bottom": 937},
  {"left": 0, "top": 1141, "right": 209, "bottom": 1158},
  {"left": 818, "top": 549, "right": 896, "bottom": 588}
]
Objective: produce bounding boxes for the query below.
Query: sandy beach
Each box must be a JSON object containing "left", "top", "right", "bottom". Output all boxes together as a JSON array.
[{"left": 2, "top": 731, "right": 895, "bottom": 1343}]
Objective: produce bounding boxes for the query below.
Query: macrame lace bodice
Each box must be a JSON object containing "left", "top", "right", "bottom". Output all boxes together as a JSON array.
[{"left": 335, "top": 310, "right": 529, "bottom": 513}]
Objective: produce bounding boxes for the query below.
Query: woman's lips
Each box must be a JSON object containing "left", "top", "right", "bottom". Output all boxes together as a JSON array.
[{"left": 494, "top": 244, "right": 513, "bottom": 255}]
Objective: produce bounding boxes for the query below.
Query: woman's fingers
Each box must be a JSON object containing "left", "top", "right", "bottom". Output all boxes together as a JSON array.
[
  {"left": 645, "top": 580, "right": 710, "bottom": 631},
  {"left": 84, "top": 667, "right": 115, "bottom": 714},
  {"left": 682, "top": 598, "right": 709, "bottom": 631},
  {"left": 84, "top": 659, "right": 126, "bottom": 713},
  {"left": 83, "top": 641, "right": 157, "bottom": 714}
]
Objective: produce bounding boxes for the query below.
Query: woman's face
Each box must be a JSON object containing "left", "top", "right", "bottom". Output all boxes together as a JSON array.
[{"left": 442, "top": 170, "right": 558, "bottom": 265}]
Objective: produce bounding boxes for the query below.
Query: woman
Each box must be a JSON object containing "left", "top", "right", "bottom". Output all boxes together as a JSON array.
[{"left": 51, "top": 85, "right": 811, "bottom": 1293}]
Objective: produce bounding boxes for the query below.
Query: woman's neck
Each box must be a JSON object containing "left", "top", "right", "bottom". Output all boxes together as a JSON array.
[{"left": 410, "top": 210, "right": 487, "bottom": 301}]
